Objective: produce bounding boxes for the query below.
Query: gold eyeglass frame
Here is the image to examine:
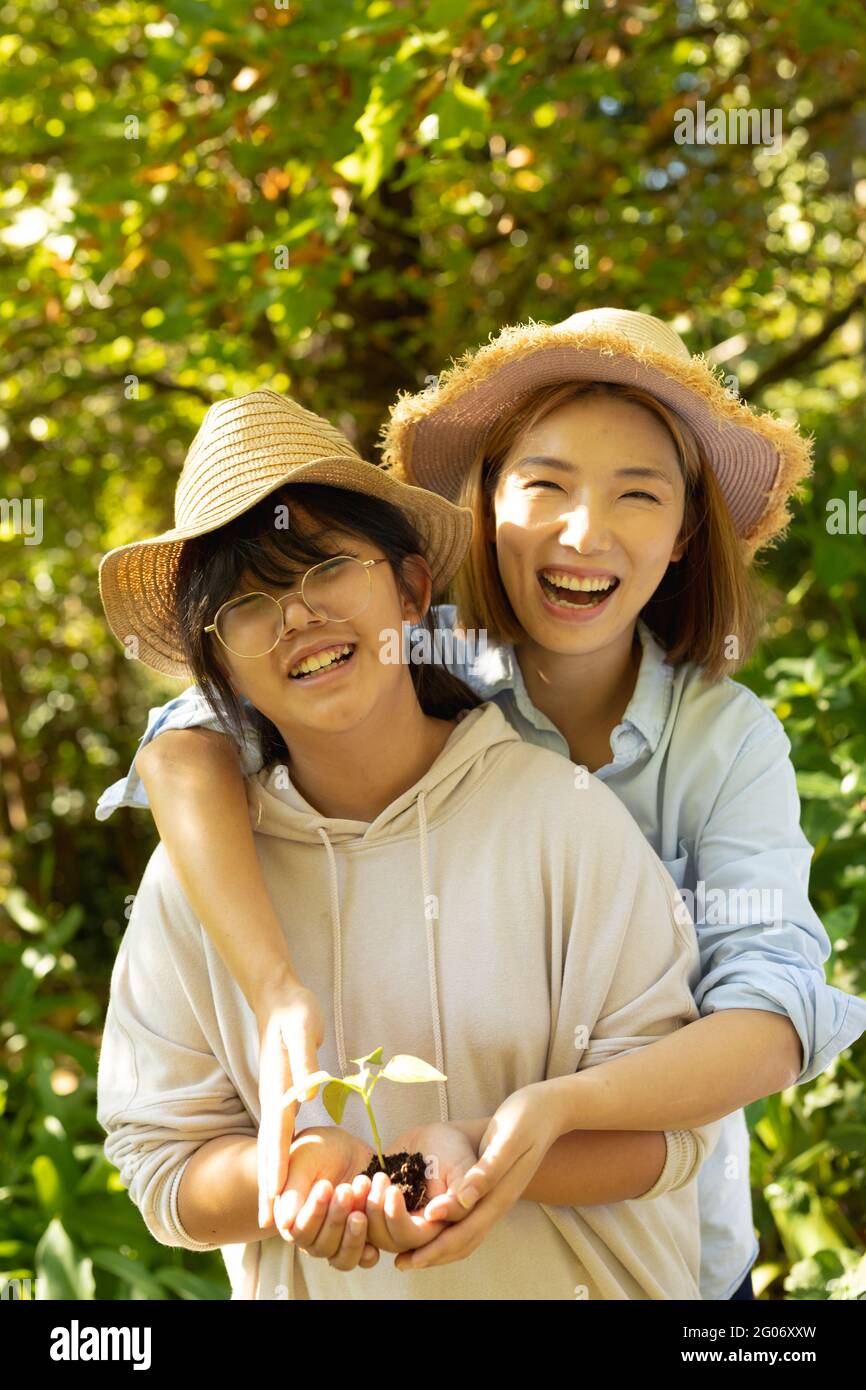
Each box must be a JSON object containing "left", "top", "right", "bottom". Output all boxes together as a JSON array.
[{"left": 204, "top": 555, "right": 388, "bottom": 659}]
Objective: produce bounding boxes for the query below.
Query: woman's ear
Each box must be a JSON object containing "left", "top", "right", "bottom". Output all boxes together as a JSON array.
[
  {"left": 670, "top": 537, "right": 686, "bottom": 563},
  {"left": 399, "top": 553, "right": 433, "bottom": 624}
]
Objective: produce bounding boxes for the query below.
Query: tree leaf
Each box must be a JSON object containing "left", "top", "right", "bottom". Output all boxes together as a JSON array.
[
  {"left": 35, "top": 1218, "right": 95, "bottom": 1300},
  {"left": 90, "top": 1247, "right": 168, "bottom": 1299}
]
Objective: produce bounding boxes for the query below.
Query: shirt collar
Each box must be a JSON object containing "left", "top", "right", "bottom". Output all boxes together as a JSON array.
[
  {"left": 623, "top": 619, "right": 675, "bottom": 752},
  {"left": 466, "top": 618, "right": 674, "bottom": 755}
]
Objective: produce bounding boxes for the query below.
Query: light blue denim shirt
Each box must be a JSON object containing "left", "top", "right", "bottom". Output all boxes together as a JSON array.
[{"left": 95, "top": 609, "right": 866, "bottom": 1300}]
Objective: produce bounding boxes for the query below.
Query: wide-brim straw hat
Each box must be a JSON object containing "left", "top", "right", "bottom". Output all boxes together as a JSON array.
[
  {"left": 99, "top": 389, "right": 473, "bottom": 679},
  {"left": 380, "top": 307, "right": 813, "bottom": 562}
]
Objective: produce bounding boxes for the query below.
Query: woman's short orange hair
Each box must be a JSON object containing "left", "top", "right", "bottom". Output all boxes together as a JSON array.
[{"left": 448, "top": 380, "right": 766, "bottom": 681}]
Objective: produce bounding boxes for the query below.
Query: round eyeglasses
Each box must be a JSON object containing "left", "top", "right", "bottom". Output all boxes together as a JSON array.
[{"left": 204, "top": 555, "right": 389, "bottom": 659}]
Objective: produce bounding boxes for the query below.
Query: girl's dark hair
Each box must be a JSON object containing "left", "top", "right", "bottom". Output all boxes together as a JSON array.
[{"left": 173, "top": 482, "right": 482, "bottom": 768}]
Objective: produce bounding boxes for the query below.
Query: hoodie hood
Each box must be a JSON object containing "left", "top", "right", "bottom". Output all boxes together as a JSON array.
[
  {"left": 246, "top": 701, "right": 520, "bottom": 845},
  {"left": 244, "top": 701, "right": 521, "bottom": 1120}
]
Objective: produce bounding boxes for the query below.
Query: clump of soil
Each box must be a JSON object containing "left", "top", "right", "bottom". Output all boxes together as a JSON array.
[{"left": 361, "top": 1150, "right": 427, "bottom": 1212}]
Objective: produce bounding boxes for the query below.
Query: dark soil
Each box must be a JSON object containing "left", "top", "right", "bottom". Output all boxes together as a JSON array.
[{"left": 361, "top": 1150, "right": 427, "bottom": 1212}]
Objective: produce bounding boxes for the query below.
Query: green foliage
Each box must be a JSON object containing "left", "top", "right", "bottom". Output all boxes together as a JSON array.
[
  {"left": 1, "top": 0, "right": 865, "bottom": 1299},
  {"left": 0, "top": 890, "right": 230, "bottom": 1298}
]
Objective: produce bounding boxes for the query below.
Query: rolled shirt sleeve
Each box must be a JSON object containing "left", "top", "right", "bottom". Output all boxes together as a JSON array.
[
  {"left": 96, "top": 844, "right": 257, "bottom": 1250},
  {"left": 94, "top": 685, "right": 264, "bottom": 822},
  {"left": 686, "top": 715, "right": 866, "bottom": 1085}
]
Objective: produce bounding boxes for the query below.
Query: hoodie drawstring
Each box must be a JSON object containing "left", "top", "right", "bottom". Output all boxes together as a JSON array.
[
  {"left": 317, "top": 827, "right": 349, "bottom": 1082},
  {"left": 316, "top": 798, "right": 449, "bottom": 1125},
  {"left": 417, "top": 792, "right": 449, "bottom": 1123}
]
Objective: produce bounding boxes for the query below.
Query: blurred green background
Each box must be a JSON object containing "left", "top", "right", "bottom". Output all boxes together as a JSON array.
[{"left": 1, "top": 0, "right": 865, "bottom": 1300}]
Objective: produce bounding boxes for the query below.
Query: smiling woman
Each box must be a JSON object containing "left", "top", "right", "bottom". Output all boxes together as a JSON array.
[
  {"left": 371, "top": 306, "right": 866, "bottom": 1302},
  {"left": 450, "top": 377, "right": 763, "bottom": 678}
]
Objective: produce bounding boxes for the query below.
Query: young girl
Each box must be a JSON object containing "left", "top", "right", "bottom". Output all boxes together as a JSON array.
[
  {"left": 96, "top": 391, "right": 721, "bottom": 1300},
  {"left": 96, "top": 312, "right": 866, "bottom": 1300}
]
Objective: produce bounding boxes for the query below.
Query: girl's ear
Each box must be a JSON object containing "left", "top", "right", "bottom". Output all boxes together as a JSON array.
[
  {"left": 670, "top": 537, "right": 686, "bottom": 564},
  {"left": 399, "top": 553, "right": 433, "bottom": 624}
]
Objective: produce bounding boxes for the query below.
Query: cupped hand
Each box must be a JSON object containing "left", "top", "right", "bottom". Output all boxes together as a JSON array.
[
  {"left": 255, "top": 983, "right": 325, "bottom": 1229},
  {"left": 274, "top": 1126, "right": 382, "bottom": 1271},
  {"left": 363, "top": 1122, "right": 480, "bottom": 1256},
  {"left": 393, "top": 1085, "right": 560, "bottom": 1273}
]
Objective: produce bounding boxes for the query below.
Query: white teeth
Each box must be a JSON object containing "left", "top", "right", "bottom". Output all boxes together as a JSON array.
[
  {"left": 289, "top": 644, "right": 353, "bottom": 678},
  {"left": 541, "top": 570, "right": 617, "bottom": 592}
]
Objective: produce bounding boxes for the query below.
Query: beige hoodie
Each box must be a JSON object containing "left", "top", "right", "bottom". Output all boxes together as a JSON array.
[{"left": 97, "top": 701, "right": 721, "bottom": 1300}]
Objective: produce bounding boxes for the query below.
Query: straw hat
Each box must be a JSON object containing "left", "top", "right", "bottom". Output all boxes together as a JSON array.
[
  {"left": 380, "top": 307, "right": 813, "bottom": 561},
  {"left": 98, "top": 389, "right": 473, "bottom": 679}
]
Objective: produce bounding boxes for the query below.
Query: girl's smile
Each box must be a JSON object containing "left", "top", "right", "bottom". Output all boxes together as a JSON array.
[{"left": 285, "top": 640, "right": 360, "bottom": 687}]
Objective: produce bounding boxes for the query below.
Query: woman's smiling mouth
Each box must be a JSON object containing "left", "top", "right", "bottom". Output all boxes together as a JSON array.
[{"left": 537, "top": 568, "right": 621, "bottom": 621}]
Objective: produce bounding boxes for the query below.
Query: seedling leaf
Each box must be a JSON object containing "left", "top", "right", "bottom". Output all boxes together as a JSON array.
[
  {"left": 280, "top": 1047, "right": 444, "bottom": 1174},
  {"left": 280, "top": 1068, "right": 336, "bottom": 1109},
  {"left": 380, "top": 1054, "right": 447, "bottom": 1084},
  {"left": 350, "top": 1046, "right": 384, "bottom": 1067},
  {"left": 322, "top": 1080, "right": 351, "bottom": 1125}
]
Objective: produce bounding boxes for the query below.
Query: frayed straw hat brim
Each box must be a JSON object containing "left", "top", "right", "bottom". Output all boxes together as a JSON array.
[
  {"left": 380, "top": 315, "right": 813, "bottom": 562},
  {"left": 98, "top": 392, "right": 473, "bottom": 679}
]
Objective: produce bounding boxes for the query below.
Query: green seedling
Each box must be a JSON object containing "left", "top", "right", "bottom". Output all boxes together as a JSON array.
[{"left": 282, "top": 1046, "right": 446, "bottom": 1171}]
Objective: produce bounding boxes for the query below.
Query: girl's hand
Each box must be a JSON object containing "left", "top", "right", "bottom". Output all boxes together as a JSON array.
[
  {"left": 363, "top": 1123, "right": 479, "bottom": 1255},
  {"left": 255, "top": 984, "right": 326, "bottom": 1229},
  {"left": 393, "top": 1084, "right": 561, "bottom": 1272},
  {"left": 274, "top": 1126, "right": 380, "bottom": 1271}
]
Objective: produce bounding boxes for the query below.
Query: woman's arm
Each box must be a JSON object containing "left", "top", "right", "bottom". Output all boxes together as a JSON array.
[
  {"left": 452, "top": 1116, "right": 668, "bottom": 1205},
  {"left": 553, "top": 1007, "right": 802, "bottom": 1134},
  {"left": 675, "top": 709, "right": 866, "bottom": 1089},
  {"left": 135, "top": 728, "right": 300, "bottom": 1011}
]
